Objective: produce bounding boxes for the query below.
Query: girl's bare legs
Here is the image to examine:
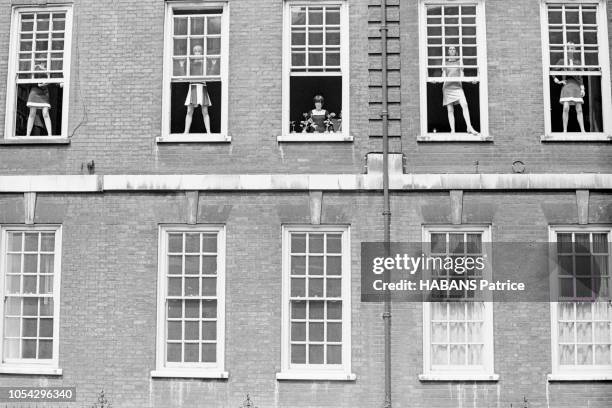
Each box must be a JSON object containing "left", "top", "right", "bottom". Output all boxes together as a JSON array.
[
  {"left": 26, "top": 108, "right": 37, "bottom": 136},
  {"left": 184, "top": 104, "right": 194, "bottom": 134},
  {"left": 201, "top": 106, "right": 211, "bottom": 134},
  {"left": 41, "top": 107, "right": 52, "bottom": 136},
  {"left": 562, "top": 102, "right": 570, "bottom": 132},
  {"left": 575, "top": 103, "right": 586, "bottom": 132},
  {"left": 447, "top": 104, "right": 455, "bottom": 133},
  {"left": 459, "top": 98, "right": 478, "bottom": 134}
]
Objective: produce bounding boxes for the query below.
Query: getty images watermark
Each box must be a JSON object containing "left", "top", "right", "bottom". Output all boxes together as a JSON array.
[{"left": 361, "top": 242, "right": 610, "bottom": 302}]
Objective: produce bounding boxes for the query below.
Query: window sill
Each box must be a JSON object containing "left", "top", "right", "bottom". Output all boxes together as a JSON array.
[
  {"left": 547, "top": 373, "right": 612, "bottom": 381},
  {"left": 156, "top": 134, "right": 231, "bottom": 143},
  {"left": 0, "top": 137, "right": 70, "bottom": 145},
  {"left": 541, "top": 133, "right": 611, "bottom": 142},
  {"left": 277, "top": 133, "right": 354, "bottom": 142},
  {"left": 418, "top": 373, "right": 499, "bottom": 382},
  {"left": 0, "top": 366, "right": 63, "bottom": 376},
  {"left": 417, "top": 133, "right": 493, "bottom": 142},
  {"left": 150, "top": 369, "right": 229, "bottom": 379},
  {"left": 276, "top": 370, "right": 356, "bottom": 381}
]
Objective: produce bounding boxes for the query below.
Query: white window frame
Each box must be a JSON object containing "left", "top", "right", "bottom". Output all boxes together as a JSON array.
[
  {"left": 279, "top": 0, "right": 352, "bottom": 142},
  {"left": 3, "top": 6, "right": 73, "bottom": 141},
  {"left": 417, "top": 0, "right": 490, "bottom": 142},
  {"left": 419, "top": 225, "right": 497, "bottom": 381},
  {"left": 152, "top": 225, "right": 227, "bottom": 379},
  {"left": 0, "top": 225, "right": 62, "bottom": 375},
  {"left": 540, "top": 0, "right": 612, "bottom": 141},
  {"left": 277, "top": 225, "right": 354, "bottom": 380},
  {"left": 159, "top": 1, "right": 230, "bottom": 143},
  {"left": 548, "top": 225, "right": 612, "bottom": 381}
]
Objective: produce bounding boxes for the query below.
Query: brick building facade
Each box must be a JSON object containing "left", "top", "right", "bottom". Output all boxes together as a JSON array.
[{"left": 0, "top": 0, "right": 611, "bottom": 407}]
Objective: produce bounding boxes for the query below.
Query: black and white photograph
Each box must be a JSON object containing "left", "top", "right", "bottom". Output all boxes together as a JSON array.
[{"left": 0, "top": 0, "right": 611, "bottom": 407}]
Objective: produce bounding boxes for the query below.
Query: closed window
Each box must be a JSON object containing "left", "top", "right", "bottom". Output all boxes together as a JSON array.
[
  {"left": 421, "top": 227, "right": 495, "bottom": 380},
  {"left": 278, "top": 226, "right": 353, "bottom": 380},
  {"left": 0, "top": 227, "right": 62, "bottom": 375},
  {"left": 4, "top": 7, "right": 72, "bottom": 139},
  {"left": 550, "top": 229, "right": 612, "bottom": 377},
  {"left": 154, "top": 226, "right": 226, "bottom": 378}
]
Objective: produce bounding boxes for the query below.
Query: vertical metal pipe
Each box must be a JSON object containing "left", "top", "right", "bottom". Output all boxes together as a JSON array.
[{"left": 380, "top": 0, "right": 392, "bottom": 407}]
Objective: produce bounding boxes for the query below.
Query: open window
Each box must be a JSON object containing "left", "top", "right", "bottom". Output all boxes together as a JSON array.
[
  {"left": 541, "top": 1, "right": 611, "bottom": 140},
  {"left": 418, "top": 0, "right": 489, "bottom": 141},
  {"left": 161, "top": 1, "right": 229, "bottom": 142},
  {"left": 4, "top": 6, "right": 72, "bottom": 140},
  {"left": 280, "top": 1, "right": 350, "bottom": 142}
]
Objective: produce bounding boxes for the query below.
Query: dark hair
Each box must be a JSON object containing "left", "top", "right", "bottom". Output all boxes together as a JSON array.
[{"left": 313, "top": 95, "right": 324, "bottom": 104}]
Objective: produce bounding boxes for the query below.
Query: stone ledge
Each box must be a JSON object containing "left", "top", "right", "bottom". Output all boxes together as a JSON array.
[{"left": 0, "top": 174, "right": 610, "bottom": 192}]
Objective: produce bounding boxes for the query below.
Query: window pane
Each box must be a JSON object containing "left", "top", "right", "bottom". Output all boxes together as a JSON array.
[
  {"left": 309, "top": 301, "right": 324, "bottom": 319},
  {"left": 184, "top": 343, "right": 199, "bottom": 362},
  {"left": 291, "top": 322, "right": 306, "bottom": 341},
  {"left": 174, "top": 18, "right": 188, "bottom": 35},
  {"left": 207, "top": 16, "right": 221, "bottom": 35},
  {"left": 291, "top": 256, "right": 306, "bottom": 275},
  {"left": 184, "top": 278, "right": 199, "bottom": 296},
  {"left": 291, "top": 344, "right": 306, "bottom": 364},
  {"left": 291, "top": 301, "right": 306, "bottom": 319},
  {"left": 309, "top": 345, "right": 324, "bottom": 364},
  {"left": 167, "top": 343, "right": 182, "bottom": 362},
  {"left": 202, "top": 321, "right": 216, "bottom": 341},
  {"left": 38, "top": 340, "right": 52, "bottom": 359},
  {"left": 202, "top": 343, "right": 216, "bottom": 362},
  {"left": 291, "top": 234, "right": 307, "bottom": 253},
  {"left": 327, "top": 345, "right": 342, "bottom": 364},
  {"left": 309, "top": 256, "right": 324, "bottom": 275}
]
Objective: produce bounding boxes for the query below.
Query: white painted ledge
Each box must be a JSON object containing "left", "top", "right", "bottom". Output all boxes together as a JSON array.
[
  {"left": 0, "top": 137, "right": 70, "bottom": 145},
  {"left": 150, "top": 369, "right": 229, "bottom": 379},
  {"left": 541, "top": 133, "right": 611, "bottom": 142},
  {"left": 277, "top": 133, "right": 353, "bottom": 142},
  {"left": 276, "top": 370, "right": 356, "bottom": 381},
  {"left": 418, "top": 373, "right": 500, "bottom": 381},
  {"left": 547, "top": 373, "right": 612, "bottom": 381},
  {"left": 156, "top": 134, "right": 231, "bottom": 143},
  {"left": 0, "top": 175, "right": 101, "bottom": 192},
  {"left": 417, "top": 133, "right": 493, "bottom": 142},
  {"left": 0, "top": 174, "right": 611, "bottom": 193},
  {"left": 0, "top": 365, "right": 63, "bottom": 376}
]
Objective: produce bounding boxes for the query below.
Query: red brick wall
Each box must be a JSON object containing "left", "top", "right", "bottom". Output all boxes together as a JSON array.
[
  {"left": 0, "top": 191, "right": 610, "bottom": 407},
  {"left": 0, "top": 0, "right": 609, "bottom": 175}
]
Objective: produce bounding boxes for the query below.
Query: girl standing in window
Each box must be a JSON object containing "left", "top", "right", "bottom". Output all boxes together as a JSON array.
[
  {"left": 25, "top": 62, "right": 53, "bottom": 137},
  {"left": 442, "top": 46, "right": 478, "bottom": 135},
  {"left": 554, "top": 41, "right": 586, "bottom": 132},
  {"left": 182, "top": 45, "right": 211, "bottom": 134}
]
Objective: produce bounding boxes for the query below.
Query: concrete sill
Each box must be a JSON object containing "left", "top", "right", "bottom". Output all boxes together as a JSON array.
[
  {"left": 417, "top": 133, "right": 493, "bottom": 142},
  {"left": 276, "top": 371, "right": 356, "bottom": 381},
  {"left": 0, "top": 366, "right": 63, "bottom": 376},
  {"left": 547, "top": 373, "right": 612, "bottom": 381},
  {"left": 541, "top": 133, "right": 611, "bottom": 142},
  {"left": 277, "top": 133, "right": 354, "bottom": 142},
  {"left": 418, "top": 373, "right": 500, "bottom": 382},
  {"left": 156, "top": 134, "right": 231, "bottom": 143},
  {"left": 150, "top": 369, "right": 229, "bottom": 379},
  {"left": 0, "top": 137, "right": 70, "bottom": 145}
]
